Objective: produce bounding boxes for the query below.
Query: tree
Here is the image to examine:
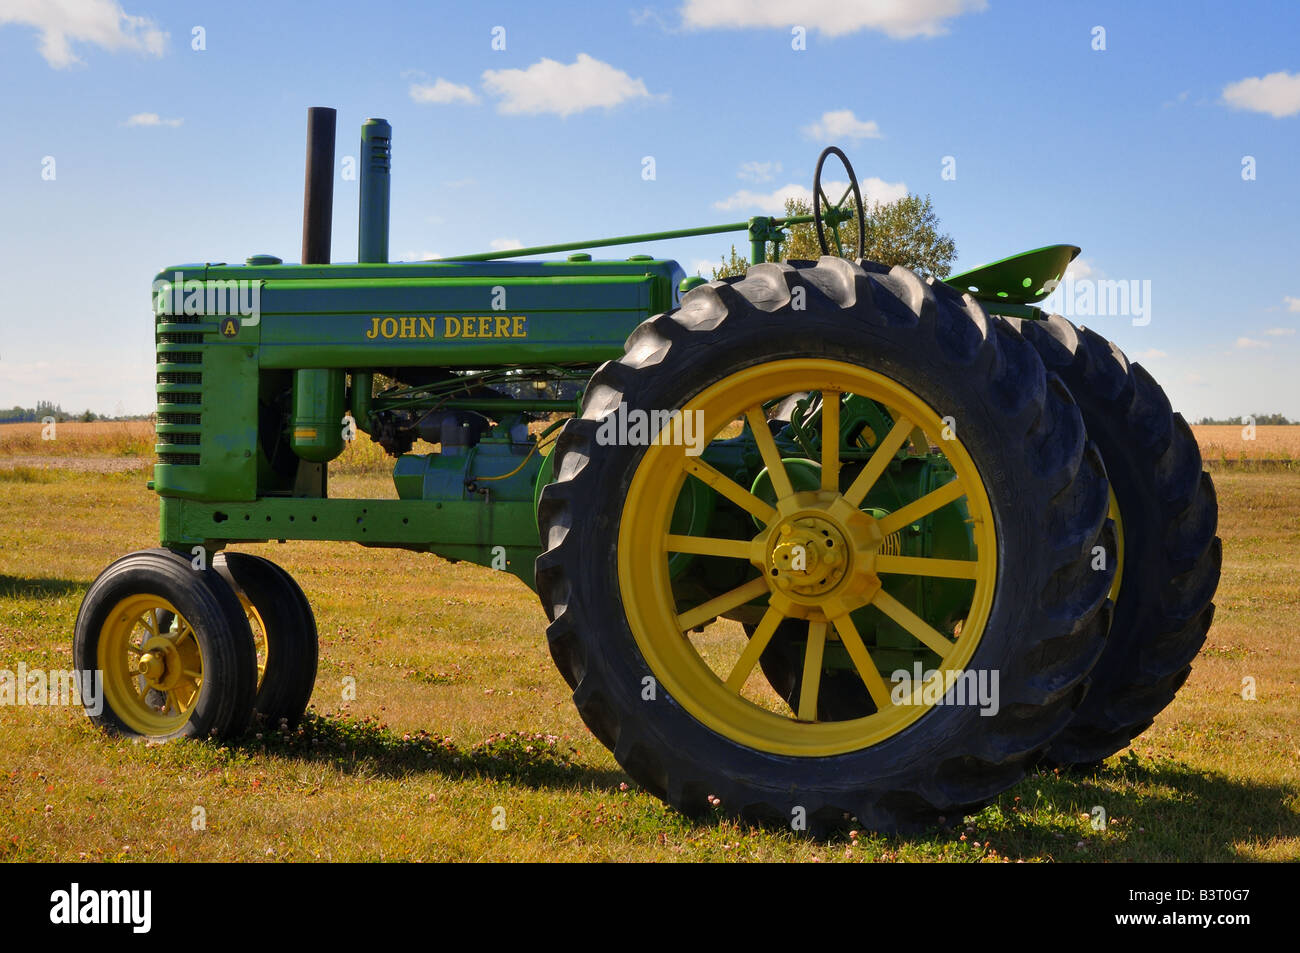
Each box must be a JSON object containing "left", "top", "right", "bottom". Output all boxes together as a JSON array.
[{"left": 712, "top": 193, "right": 956, "bottom": 280}]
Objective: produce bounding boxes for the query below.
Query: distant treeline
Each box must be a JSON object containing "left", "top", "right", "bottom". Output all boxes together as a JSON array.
[
  {"left": 1195, "top": 413, "right": 1294, "bottom": 425},
  {"left": 0, "top": 402, "right": 151, "bottom": 424}
]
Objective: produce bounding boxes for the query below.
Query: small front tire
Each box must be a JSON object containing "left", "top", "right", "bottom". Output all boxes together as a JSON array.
[
  {"left": 214, "top": 552, "right": 319, "bottom": 728},
  {"left": 74, "top": 548, "right": 257, "bottom": 741}
]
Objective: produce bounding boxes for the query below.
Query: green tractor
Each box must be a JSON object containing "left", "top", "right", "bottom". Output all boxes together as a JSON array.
[{"left": 74, "top": 109, "right": 1219, "bottom": 831}]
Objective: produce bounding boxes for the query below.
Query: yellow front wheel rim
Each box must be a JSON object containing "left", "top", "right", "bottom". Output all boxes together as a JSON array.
[
  {"left": 98, "top": 595, "right": 205, "bottom": 735},
  {"left": 617, "top": 359, "right": 998, "bottom": 757},
  {"left": 237, "top": 592, "right": 269, "bottom": 689}
]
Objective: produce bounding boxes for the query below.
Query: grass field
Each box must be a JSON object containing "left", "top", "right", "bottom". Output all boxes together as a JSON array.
[
  {"left": 0, "top": 426, "right": 1297, "bottom": 861},
  {"left": 5, "top": 420, "right": 1295, "bottom": 468}
]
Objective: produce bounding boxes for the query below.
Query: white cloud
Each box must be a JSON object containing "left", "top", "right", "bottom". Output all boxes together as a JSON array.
[
  {"left": 691, "top": 259, "right": 716, "bottom": 276},
  {"left": 803, "top": 109, "right": 882, "bottom": 141},
  {"left": 0, "top": 0, "right": 166, "bottom": 69},
  {"left": 1264, "top": 327, "right": 1296, "bottom": 336},
  {"left": 713, "top": 177, "right": 907, "bottom": 214},
  {"left": 1222, "top": 71, "right": 1300, "bottom": 118},
  {"left": 680, "top": 0, "right": 988, "bottom": 39},
  {"left": 1134, "top": 348, "right": 1167, "bottom": 360},
  {"left": 1284, "top": 296, "right": 1300, "bottom": 312},
  {"left": 1065, "top": 257, "right": 1098, "bottom": 280},
  {"left": 489, "top": 238, "right": 524, "bottom": 251},
  {"left": 738, "top": 160, "right": 781, "bottom": 183},
  {"left": 631, "top": 7, "right": 675, "bottom": 32},
  {"left": 482, "top": 54, "right": 654, "bottom": 117},
  {"left": 409, "top": 79, "right": 478, "bottom": 105},
  {"left": 401, "top": 250, "right": 442, "bottom": 261},
  {"left": 124, "top": 112, "right": 182, "bottom": 128},
  {"left": 1236, "top": 337, "right": 1270, "bottom": 349}
]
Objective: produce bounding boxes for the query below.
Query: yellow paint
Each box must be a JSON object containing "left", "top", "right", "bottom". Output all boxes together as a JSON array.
[
  {"left": 99, "top": 594, "right": 205, "bottom": 736},
  {"left": 618, "top": 359, "right": 998, "bottom": 757},
  {"left": 1108, "top": 487, "right": 1124, "bottom": 603},
  {"left": 364, "top": 315, "right": 529, "bottom": 340}
]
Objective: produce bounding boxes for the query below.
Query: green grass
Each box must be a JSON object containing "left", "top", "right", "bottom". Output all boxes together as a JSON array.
[{"left": 0, "top": 469, "right": 1297, "bottom": 861}]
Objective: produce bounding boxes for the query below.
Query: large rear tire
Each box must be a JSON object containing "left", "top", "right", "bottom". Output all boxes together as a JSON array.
[
  {"left": 1019, "top": 314, "right": 1221, "bottom": 764},
  {"left": 536, "top": 258, "right": 1114, "bottom": 831}
]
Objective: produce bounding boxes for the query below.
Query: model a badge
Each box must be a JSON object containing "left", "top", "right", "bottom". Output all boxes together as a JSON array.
[{"left": 219, "top": 316, "right": 240, "bottom": 337}]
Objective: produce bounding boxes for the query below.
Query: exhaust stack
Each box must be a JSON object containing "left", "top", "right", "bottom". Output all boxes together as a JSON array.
[
  {"left": 292, "top": 106, "right": 344, "bottom": 468},
  {"left": 300, "top": 106, "right": 337, "bottom": 265},
  {"left": 358, "top": 118, "right": 391, "bottom": 264}
]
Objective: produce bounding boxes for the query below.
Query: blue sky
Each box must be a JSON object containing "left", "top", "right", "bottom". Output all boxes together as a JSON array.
[{"left": 0, "top": 0, "right": 1296, "bottom": 420}]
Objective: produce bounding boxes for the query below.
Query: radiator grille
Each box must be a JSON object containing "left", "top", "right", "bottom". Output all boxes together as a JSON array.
[
  {"left": 157, "top": 412, "right": 201, "bottom": 426},
  {"left": 156, "top": 309, "right": 206, "bottom": 466},
  {"left": 157, "top": 452, "right": 201, "bottom": 466}
]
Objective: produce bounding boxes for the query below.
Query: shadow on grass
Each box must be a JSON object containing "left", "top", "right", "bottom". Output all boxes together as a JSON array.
[
  {"left": 963, "top": 758, "right": 1300, "bottom": 861},
  {"left": 0, "top": 574, "right": 84, "bottom": 599},
  {"left": 234, "top": 711, "right": 628, "bottom": 794},
  {"left": 221, "top": 714, "right": 1300, "bottom": 853}
]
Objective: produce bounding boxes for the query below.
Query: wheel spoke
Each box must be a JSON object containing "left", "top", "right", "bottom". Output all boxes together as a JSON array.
[
  {"left": 842, "top": 415, "right": 913, "bottom": 506},
  {"left": 724, "top": 605, "right": 784, "bottom": 693},
  {"left": 745, "top": 406, "right": 794, "bottom": 499},
  {"left": 820, "top": 391, "right": 841, "bottom": 491},
  {"left": 871, "top": 589, "right": 956, "bottom": 656},
  {"left": 677, "top": 577, "right": 770, "bottom": 633},
  {"left": 172, "top": 621, "right": 196, "bottom": 646},
  {"left": 876, "top": 479, "right": 966, "bottom": 538},
  {"left": 665, "top": 534, "right": 754, "bottom": 560},
  {"left": 177, "top": 678, "right": 199, "bottom": 711},
  {"left": 797, "top": 620, "right": 828, "bottom": 721},
  {"left": 831, "top": 614, "right": 893, "bottom": 711},
  {"left": 165, "top": 690, "right": 180, "bottom": 714},
  {"left": 818, "top": 185, "right": 833, "bottom": 210},
  {"left": 874, "top": 554, "right": 980, "bottom": 580},
  {"left": 836, "top": 183, "right": 854, "bottom": 208},
  {"left": 684, "top": 457, "right": 776, "bottom": 524}
]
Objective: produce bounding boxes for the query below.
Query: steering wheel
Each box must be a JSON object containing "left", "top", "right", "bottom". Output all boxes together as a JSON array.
[{"left": 812, "top": 146, "right": 866, "bottom": 259}]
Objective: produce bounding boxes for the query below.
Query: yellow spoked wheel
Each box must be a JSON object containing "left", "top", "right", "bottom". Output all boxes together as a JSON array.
[
  {"left": 536, "top": 257, "right": 1113, "bottom": 830},
  {"left": 74, "top": 548, "right": 259, "bottom": 740},
  {"left": 236, "top": 593, "right": 270, "bottom": 690},
  {"left": 99, "top": 595, "right": 204, "bottom": 736},
  {"left": 618, "top": 359, "right": 996, "bottom": 757}
]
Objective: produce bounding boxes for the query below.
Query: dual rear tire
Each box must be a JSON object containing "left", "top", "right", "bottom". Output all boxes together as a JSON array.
[{"left": 536, "top": 258, "right": 1118, "bottom": 831}]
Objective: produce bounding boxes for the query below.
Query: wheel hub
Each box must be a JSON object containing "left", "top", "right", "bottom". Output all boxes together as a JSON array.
[
  {"left": 135, "top": 635, "right": 183, "bottom": 691},
  {"left": 767, "top": 518, "right": 847, "bottom": 595},
  {"left": 755, "top": 490, "right": 885, "bottom": 621}
]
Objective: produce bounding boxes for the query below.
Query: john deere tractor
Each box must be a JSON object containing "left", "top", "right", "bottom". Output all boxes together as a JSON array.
[{"left": 74, "top": 109, "right": 1219, "bottom": 831}]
